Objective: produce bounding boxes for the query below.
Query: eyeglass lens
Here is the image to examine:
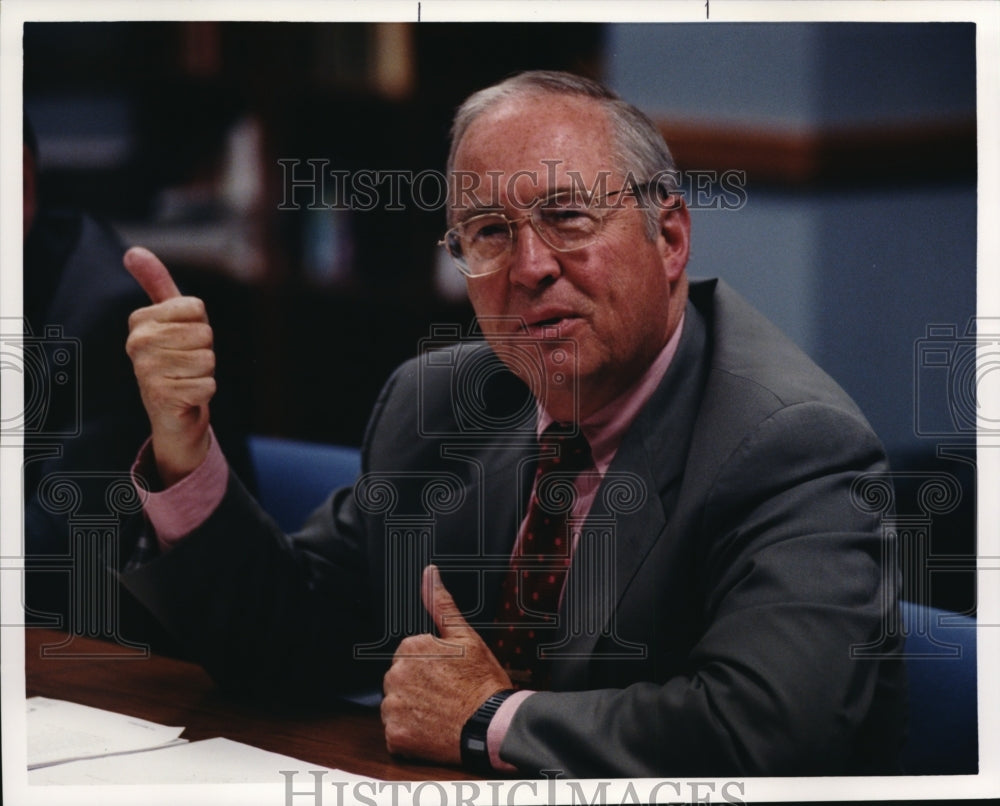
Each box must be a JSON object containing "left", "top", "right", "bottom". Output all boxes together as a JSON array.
[{"left": 448, "top": 192, "right": 613, "bottom": 275}]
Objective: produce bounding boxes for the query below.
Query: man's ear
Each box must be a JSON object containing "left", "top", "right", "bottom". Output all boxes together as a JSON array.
[{"left": 658, "top": 194, "right": 690, "bottom": 282}]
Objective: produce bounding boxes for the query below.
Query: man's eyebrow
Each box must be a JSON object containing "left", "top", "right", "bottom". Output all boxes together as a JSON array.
[
  {"left": 452, "top": 186, "right": 580, "bottom": 224},
  {"left": 454, "top": 201, "right": 505, "bottom": 224}
]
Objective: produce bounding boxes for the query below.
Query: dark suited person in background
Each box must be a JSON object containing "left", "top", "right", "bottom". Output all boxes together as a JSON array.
[
  {"left": 118, "top": 71, "right": 905, "bottom": 777},
  {"left": 21, "top": 116, "right": 252, "bottom": 647},
  {"left": 21, "top": 115, "right": 154, "bottom": 632}
]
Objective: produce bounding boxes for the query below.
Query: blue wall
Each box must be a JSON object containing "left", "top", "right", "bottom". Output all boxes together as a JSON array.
[{"left": 604, "top": 22, "right": 977, "bottom": 457}]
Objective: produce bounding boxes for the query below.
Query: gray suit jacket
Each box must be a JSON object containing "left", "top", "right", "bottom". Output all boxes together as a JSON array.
[{"left": 122, "top": 278, "right": 905, "bottom": 777}]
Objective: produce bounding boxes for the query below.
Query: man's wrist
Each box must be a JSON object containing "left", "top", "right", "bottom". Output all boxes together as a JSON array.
[
  {"left": 134, "top": 427, "right": 228, "bottom": 550},
  {"left": 152, "top": 424, "right": 212, "bottom": 488},
  {"left": 460, "top": 689, "right": 516, "bottom": 774}
]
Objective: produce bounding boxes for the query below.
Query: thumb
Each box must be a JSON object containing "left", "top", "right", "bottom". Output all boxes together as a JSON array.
[
  {"left": 124, "top": 246, "right": 181, "bottom": 303},
  {"left": 422, "top": 565, "right": 473, "bottom": 639}
]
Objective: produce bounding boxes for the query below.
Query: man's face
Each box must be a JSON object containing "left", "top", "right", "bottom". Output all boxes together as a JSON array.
[{"left": 450, "top": 94, "right": 690, "bottom": 422}]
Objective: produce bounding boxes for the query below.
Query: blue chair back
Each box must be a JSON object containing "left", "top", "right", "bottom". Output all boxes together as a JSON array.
[
  {"left": 247, "top": 435, "right": 361, "bottom": 532},
  {"left": 899, "top": 599, "right": 978, "bottom": 774}
]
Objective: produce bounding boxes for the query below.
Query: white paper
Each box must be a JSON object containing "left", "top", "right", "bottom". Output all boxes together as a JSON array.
[
  {"left": 26, "top": 696, "right": 186, "bottom": 769},
  {"left": 28, "top": 737, "right": 369, "bottom": 785}
]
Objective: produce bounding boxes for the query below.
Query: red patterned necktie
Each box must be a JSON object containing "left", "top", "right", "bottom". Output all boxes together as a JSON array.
[{"left": 490, "top": 425, "right": 593, "bottom": 689}]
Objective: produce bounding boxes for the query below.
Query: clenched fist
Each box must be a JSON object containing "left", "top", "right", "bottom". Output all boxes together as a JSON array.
[
  {"left": 381, "top": 565, "right": 512, "bottom": 765},
  {"left": 124, "top": 247, "right": 216, "bottom": 487}
]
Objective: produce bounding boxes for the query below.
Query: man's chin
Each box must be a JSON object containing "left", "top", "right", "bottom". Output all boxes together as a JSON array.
[{"left": 525, "top": 376, "right": 581, "bottom": 423}]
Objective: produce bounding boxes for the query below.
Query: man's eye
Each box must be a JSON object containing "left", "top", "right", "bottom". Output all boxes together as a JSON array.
[
  {"left": 540, "top": 208, "right": 592, "bottom": 228},
  {"left": 469, "top": 221, "right": 509, "bottom": 241}
]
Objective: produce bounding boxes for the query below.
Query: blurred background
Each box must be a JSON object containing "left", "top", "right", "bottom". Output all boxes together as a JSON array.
[{"left": 22, "top": 21, "right": 977, "bottom": 611}]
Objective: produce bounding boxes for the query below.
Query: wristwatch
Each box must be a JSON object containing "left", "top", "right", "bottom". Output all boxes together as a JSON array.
[{"left": 460, "top": 688, "right": 516, "bottom": 774}]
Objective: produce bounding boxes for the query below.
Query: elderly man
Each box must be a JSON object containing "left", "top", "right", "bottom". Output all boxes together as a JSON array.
[{"left": 121, "top": 71, "right": 905, "bottom": 778}]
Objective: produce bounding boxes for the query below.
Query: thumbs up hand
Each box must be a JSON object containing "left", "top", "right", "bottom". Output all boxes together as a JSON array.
[
  {"left": 381, "top": 565, "right": 512, "bottom": 765},
  {"left": 124, "top": 247, "right": 216, "bottom": 487}
]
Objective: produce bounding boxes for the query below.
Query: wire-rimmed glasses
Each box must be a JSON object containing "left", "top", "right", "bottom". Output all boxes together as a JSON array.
[{"left": 438, "top": 187, "right": 633, "bottom": 277}]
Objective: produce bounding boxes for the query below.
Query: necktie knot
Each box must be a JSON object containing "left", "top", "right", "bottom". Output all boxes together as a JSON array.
[
  {"left": 531, "top": 427, "right": 592, "bottom": 520},
  {"left": 537, "top": 424, "right": 592, "bottom": 477}
]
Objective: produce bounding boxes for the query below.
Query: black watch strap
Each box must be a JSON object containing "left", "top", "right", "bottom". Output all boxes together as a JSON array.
[{"left": 460, "top": 688, "right": 516, "bottom": 774}]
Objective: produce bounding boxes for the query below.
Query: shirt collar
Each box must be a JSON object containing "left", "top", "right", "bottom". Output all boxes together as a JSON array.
[{"left": 536, "top": 314, "right": 685, "bottom": 475}]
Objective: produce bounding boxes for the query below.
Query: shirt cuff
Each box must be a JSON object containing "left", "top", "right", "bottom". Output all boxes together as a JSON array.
[
  {"left": 487, "top": 689, "right": 535, "bottom": 773},
  {"left": 131, "top": 428, "right": 228, "bottom": 552}
]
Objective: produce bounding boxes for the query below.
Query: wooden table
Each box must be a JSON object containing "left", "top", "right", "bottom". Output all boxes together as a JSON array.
[{"left": 24, "top": 628, "right": 472, "bottom": 782}]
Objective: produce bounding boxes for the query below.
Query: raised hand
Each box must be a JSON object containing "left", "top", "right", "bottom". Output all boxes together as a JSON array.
[
  {"left": 381, "top": 565, "right": 512, "bottom": 764},
  {"left": 124, "top": 246, "right": 216, "bottom": 487}
]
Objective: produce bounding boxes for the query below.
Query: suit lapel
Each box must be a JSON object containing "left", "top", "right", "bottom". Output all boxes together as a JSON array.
[
  {"left": 432, "top": 349, "right": 539, "bottom": 622},
  {"left": 550, "top": 300, "right": 710, "bottom": 685}
]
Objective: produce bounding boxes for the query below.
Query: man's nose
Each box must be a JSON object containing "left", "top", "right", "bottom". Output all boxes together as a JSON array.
[{"left": 507, "top": 221, "right": 561, "bottom": 289}]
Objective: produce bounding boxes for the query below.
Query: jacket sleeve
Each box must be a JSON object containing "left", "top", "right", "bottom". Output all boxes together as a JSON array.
[
  {"left": 500, "top": 401, "right": 904, "bottom": 777},
  {"left": 117, "top": 365, "right": 409, "bottom": 698}
]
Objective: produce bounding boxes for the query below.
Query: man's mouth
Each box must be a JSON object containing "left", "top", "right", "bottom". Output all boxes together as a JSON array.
[
  {"left": 524, "top": 317, "right": 576, "bottom": 338},
  {"left": 522, "top": 309, "right": 578, "bottom": 334}
]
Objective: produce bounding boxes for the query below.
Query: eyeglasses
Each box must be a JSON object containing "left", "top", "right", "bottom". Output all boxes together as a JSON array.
[{"left": 439, "top": 187, "right": 634, "bottom": 277}]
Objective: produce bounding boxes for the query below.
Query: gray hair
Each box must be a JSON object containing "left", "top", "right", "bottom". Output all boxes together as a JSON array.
[{"left": 446, "top": 70, "right": 679, "bottom": 239}]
